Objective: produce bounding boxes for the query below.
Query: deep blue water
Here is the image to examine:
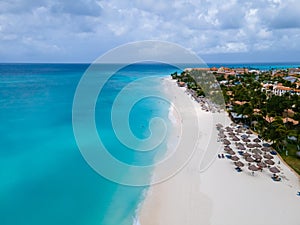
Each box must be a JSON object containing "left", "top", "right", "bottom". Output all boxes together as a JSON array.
[{"left": 0, "top": 63, "right": 177, "bottom": 225}]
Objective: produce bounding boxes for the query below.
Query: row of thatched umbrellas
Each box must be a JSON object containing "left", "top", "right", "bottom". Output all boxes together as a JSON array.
[
  {"left": 230, "top": 154, "right": 279, "bottom": 173},
  {"left": 217, "top": 123, "right": 281, "bottom": 175},
  {"left": 223, "top": 138, "right": 263, "bottom": 146},
  {"left": 234, "top": 161, "right": 279, "bottom": 173},
  {"left": 228, "top": 152, "right": 275, "bottom": 164}
]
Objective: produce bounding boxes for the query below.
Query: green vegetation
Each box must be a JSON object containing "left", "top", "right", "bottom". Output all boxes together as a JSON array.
[
  {"left": 171, "top": 71, "right": 206, "bottom": 97},
  {"left": 172, "top": 68, "right": 300, "bottom": 175},
  {"left": 171, "top": 70, "right": 225, "bottom": 106},
  {"left": 220, "top": 70, "right": 300, "bottom": 175},
  {"left": 280, "top": 143, "right": 300, "bottom": 175}
]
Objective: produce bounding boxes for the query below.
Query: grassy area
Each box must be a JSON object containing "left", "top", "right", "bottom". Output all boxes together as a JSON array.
[{"left": 278, "top": 143, "right": 300, "bottom": 175}]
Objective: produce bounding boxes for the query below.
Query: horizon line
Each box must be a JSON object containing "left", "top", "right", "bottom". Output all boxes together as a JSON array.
[{"left": 0, "top": 61, "right": 300, "bottom": 65}]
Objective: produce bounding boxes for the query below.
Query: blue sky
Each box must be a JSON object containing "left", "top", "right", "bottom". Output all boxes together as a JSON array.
[{"left": 0, "top": 0, "right": 300, "bottom": 63}]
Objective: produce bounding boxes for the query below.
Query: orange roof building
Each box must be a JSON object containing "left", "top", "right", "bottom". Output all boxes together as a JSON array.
[
  {"left": 283, "top": 118, "right": 299, "bottom": 125},
  {"left": 272, "top": 85, "right": 300, "bottom": 96}
]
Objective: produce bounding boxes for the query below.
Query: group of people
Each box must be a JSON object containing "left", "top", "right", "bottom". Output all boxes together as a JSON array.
[{"left": 217, "top": 154, "right": 225, "bottom": 159}]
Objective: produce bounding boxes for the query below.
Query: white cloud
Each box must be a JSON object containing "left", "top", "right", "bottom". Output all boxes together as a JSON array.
[{"left": 0, "top": 0, "right": 300, "bottom": 62}]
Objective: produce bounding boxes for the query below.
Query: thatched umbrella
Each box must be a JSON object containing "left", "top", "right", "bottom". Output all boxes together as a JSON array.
[
  {"left": 257, "top": 162, "right": 267, "bottom": 168},
  {"left": 236, "top": 128, "right": 243, "bottom": 133},
  {"left": 252, "top": 148, "right": 262, "bottom": 154},
  {"left": 238, "top": 145, "right": 246, "bottom": 150},
  {"left": 248, "top": 164, "right": 259, "bottom": 172},
  {"left": 253, "top": 154, "right": 262, "bottom": 160},
  {"left": 236, "top": 142, "right": 243, "bottom": 146},
  {"left": 246, "top": 143, "right": 254, "bottom": 148},
  {"left": 234, "top": 161, "right": 245, "bottom": 167},
  {"left": 223, "top": 139, "right": 231, "bottom": 145},
  {"left": 216, "top": 123, "right": 223, "bottom": 128},
  {"left": 227, "top": 132, "right": 235, "bottom": 136},
  {"left": 265, "top": 159, "right": 275, "bottom": 165},
  {"left": 253, "top": 143, "right": 262, "bottom": 148},
  {"left": 243, "top": 152, "right": 251, "bottom": 158},
  {"left": 246, "top": 130, "right": 252, "bottom": 135},
  {"left": 224, "top": 147, "right": 233, "bottom": 153},
  {"left": 263, "top": 154, "right": 274, "bottom": 159},
  {"left": 227, "top": 149, "right": 236, "bottom": 155},
  {"left": 243, "top": 138, "right": 251, "bottom": 143},
  {"left": 219, "top": 133, "right": 226, "bottom": 139},
  {"left": 224, "top": 146, "right": 232, "bottom": 151},
  {"left": 253, "top": 138, "right": 261, "bottom": 142},
  {"left": 231, "top": 155, "right": 239, "bottom": 161},
  {"left": 239, "top": 145, "right": 246, "bottom": 150},
  {"left": 226, "top": 127, "right": 233, "bottom": 131},
  {"left": 269, "top": 166, "right": 280, "bottom": 173},
  {"left": 245, "top": 156, "right": 255, "bottom": 163},
  {"left": 261, "top": 147, "right": 271, "bottom": 152},
  {"left": 232, "top": 136, "right": 240, "bottom": 141}
]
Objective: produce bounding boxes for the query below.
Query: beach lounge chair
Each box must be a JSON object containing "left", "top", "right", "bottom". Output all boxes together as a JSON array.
[
  {"left": 271, "top": 177, "right": 281, "bottom": 182},
  {"left": 225, "top": 155, "right": 232, "bottom": 159},
  {"left": 235, "top": 167, "right": 242, "bottom": 172},
  {"left": 238, "top": 151, "right": 244, "bottom": 155},
  {"left": 270, "top": 150, "right": 277, "bottom": 155}
]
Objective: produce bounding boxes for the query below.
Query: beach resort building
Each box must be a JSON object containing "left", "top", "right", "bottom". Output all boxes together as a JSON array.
[
  {"left": 288, "top": 68, "right": 300, "bottom": 75},
  {"left": 262, "top": 83, "right": 300, "bottom": 96}
]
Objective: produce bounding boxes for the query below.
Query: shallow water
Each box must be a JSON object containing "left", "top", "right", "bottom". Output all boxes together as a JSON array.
[{"left": 0, "top": 63, "right": 177, "bottom": 225}]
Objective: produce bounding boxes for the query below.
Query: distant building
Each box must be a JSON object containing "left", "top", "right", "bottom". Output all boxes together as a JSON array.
[
  {"left": 262, "top": 84, "right": 273, "bottom": 90},
  {"left": 283, "top": 109, "right": 295, "bottom": 118},
  {"left": 283, "top": 76, "right": 298, "bottom": 83},
  {"left": 184, "top": 68, "right": 210, "bottom": 72},
  {"left": 273, "top": 86, "right": 292, "bottom": 96},
  {"left": 235, "top": 68, "right": 249, "bottom": 75},
  {"left": 234, "top": 101, "right": 247, "bottom": 105},
  {"left": 288, "top": 68, "right": 300, "bottom": 75},
  {"left": 275, "top": 86, "right": 300, "bottom": 96},
  {"left": 282, "top": 117, "right": 299, "bottom": 125},
  {"left": 217, "top": 67, "right": 232, "bottom": 74},
  {"left": 273, "top": 72, "right": 285, "bottom": 77},
  {"left": 253, "top": 109, "right": 261, "bottom": 115},
  {"left": 263, "top": 116, "right": 299, "bottom": 125},
  {"left": 248, "top": 69, "right": 260, "bottom": 74}
]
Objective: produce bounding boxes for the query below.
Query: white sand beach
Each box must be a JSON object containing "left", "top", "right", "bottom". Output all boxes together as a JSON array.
[{"left": 138, "top": 77, "right": 300, "bottom": 225}]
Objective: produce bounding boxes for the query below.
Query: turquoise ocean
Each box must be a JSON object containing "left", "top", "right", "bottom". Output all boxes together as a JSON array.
[{"left": 0, "top": 62, "right": 299, "bottom": 225}]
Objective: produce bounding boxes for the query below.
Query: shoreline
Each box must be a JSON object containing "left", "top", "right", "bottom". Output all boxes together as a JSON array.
[{"left": 138, "top": 77, "right": 300, "bottom": 225}]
